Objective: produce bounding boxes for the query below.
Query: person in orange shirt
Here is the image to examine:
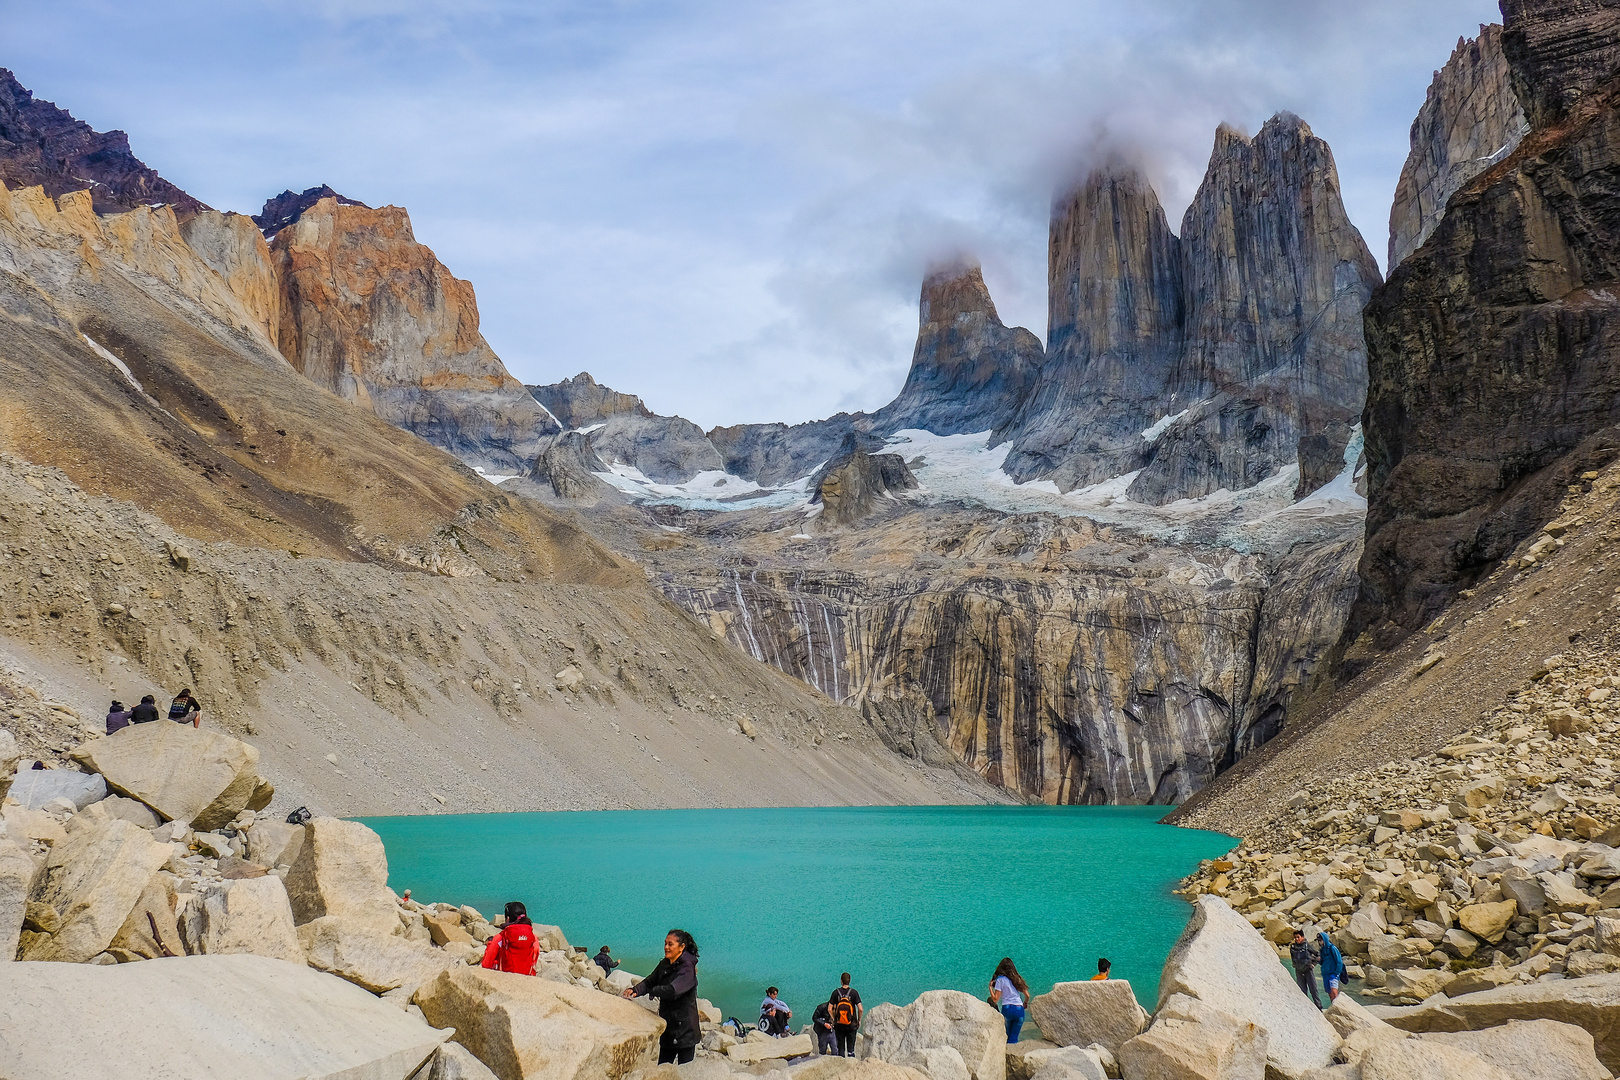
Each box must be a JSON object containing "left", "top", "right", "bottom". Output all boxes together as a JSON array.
[{"left": 1089, "top": 958, "right": 1110, "bottom": 981}]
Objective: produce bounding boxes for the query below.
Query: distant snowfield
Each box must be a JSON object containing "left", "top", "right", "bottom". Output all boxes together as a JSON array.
[{"left": 587, "top": 426, "right": 1366, "bottom": 552}]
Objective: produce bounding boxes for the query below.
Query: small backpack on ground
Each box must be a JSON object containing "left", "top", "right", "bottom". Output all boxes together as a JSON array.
[
  {"left": 286, "top": 806, "right": 312, "bottom": 825},
  {"left": 832, "top": 989, "right": 856, "bottom": 1026}
]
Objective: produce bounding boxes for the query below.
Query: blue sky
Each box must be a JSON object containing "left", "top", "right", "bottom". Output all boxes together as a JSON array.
[{"left": 7, "top": 0, "right": 1500, "bottom": 428}]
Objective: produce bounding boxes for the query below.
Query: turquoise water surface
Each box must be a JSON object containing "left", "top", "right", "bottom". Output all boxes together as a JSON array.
[{"left": 362, "top": 805, "right": 1235, "bottom": 1021}]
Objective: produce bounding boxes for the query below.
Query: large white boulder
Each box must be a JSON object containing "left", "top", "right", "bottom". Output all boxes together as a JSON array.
[
  {"left": 1027, "top": 980, "right": 1149, "bottom": 1057},
  {"left": 1355, "top": 1037, "right": 1514, "bottom": 1080},
  {"left": 245, "top": 820, "right": 305, "bottom": 868},
  {"left": 299, "top": 914, "right": 457, "bottom": 993},
  {"left": 415, "top": 965, "right": 664, "bottom": 1080},
  {"left": 7, "top": 767, "right": 107, "bottom": 810},
  {"left": 0, "top": 832, "right": 37, "bottom": 961},
  {"left": 108, "top": 871, "right": 186, "bottom": 960},
  {"left": 284, "top": 817, "right": 397, "bottom": 926},
  {"left": 0, "top": 953, "right": 446, "bottom": 1079},
  {"left": 71, "top": 723, "right": 262, "bottom": 830},
  {"left": 1375, "top": 971, "right": 1620, "bottom": 1072},
  {"left": 20, "top": 816, "right": 171, "bottom": 962},
  {"left": 1157, "top": 896, "right": 1339, "bottom": 1079},
  {"left": 1118, "top": 994, "right": 1266, "bottom": 1080},
  {"left": 181, "top": 876, "right": 303, "bottom": 963},
  {"left": 0, "top": 726, "right": 17, "bottom": 800},
  {"left": 1419, "top": 1018, "right": 1607, "bottom": 1080},
  {"left": 428, "top": 1041, "right": 502, "bottom": 1080},
  {"left": 729, "top": 1033, "right": 815, "bottom": 1063},
  {"left": 1018, "top": 1046, "right": 1108, "bottom": 1080},
  {"left": 862, "top": 990, "right": 1006, "bottom": 1080}
]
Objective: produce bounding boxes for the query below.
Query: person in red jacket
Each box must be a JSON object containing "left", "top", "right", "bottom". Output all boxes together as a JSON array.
[{"left": 481, "top": 902, "right": 540, "bottom": 975}]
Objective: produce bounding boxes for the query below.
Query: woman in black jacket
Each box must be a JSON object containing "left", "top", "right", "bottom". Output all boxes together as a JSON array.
[{"left": 623, "top": 929, "right": 701, "bottom": 1064}]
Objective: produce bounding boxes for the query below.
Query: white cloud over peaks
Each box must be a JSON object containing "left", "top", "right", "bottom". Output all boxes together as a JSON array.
[{"left": 5, "top": 0, "right": 1499, "bottom": 428}]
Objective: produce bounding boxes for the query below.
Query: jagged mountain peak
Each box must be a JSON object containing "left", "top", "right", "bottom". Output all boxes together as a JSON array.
[
  {"left": 253, "top": 185, "right": 370, "bottom": 237},
  {"left": 529, "top": 371, "right": 655, "bottom": 430},
  {"left": 0, "top": 68, "right": 209, "bottom": 218}
]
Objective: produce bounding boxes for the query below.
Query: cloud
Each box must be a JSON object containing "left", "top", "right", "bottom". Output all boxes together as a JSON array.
[{"left": 4, "top": 0, "right": 1500, "bottom": 427}]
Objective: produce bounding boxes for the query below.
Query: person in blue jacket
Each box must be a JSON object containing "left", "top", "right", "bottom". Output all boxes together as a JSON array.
[{"left": 1317, "top": 931, "right": 1346, "bottom": 1003}]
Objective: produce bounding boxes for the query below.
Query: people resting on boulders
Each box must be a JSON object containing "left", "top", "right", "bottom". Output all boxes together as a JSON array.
[
  {"left": 481, "top": 901, "right": 540, "bottom": 975},
  {"left": 129, "top": 695, "right": 160, "bottom": 724},
  {"left": 1290, "top": 929, "right": 1324, "bottom": 1009},
  {"left": 168, "top": 688, "right": 202, "bottom": 727},
  {"left": 623, "top": 929, "right": 700, "bottom": 1065},
  {"left": 104, "top": 700, "right": 132, "bottom": 735},
  {"left": 829, "top": 972, "right": 862, "bottom": 1057},
  {"left": 1317, "top": 931, "right": 1345, "bottom": 1003},
  {"left": 594, "top": 945, "right": 619, "bottom": 975},
  {"left": 988, "top": 957, "right": 1029, "bottom": 1043},
  {"left": 1091, "top": 957, "right": 1111, "bottom": 981},
  {"left": 812, "top": 999, "right": 836, "bottom": 1055},
  {"left": 760, "top": 987, "right": 792, "bottom": 1036}
]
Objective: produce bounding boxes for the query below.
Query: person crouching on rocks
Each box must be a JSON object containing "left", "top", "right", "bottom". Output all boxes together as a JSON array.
[
  {"left": 988, "top": 957, "right": 1029, "bottom": 1043},
  {"left": 1290, "top": 929, "right": 1324, "bottom": 1009},
  {"left": 1317, "top": 931, "right": 1345, "bottom": 1004},
  {"left": 760, "top": 987, "right": 792, "bottom": 1036},
  {"left": 623, "top": 929, "right": 700, "bottom": 1065},
  {"left": 105, "top": 700, "right": 133, "bottom": 735},
  {"left": 481, "top": 901, "right": 540, "bottom": 975}
]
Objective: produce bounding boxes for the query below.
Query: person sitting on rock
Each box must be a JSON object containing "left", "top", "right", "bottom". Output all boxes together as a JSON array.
[
  {"left": 480, "top": 901, "right": 539, "bottom": 975},
  {"left": 167, "top": 688, "right": 201, "bottom": 727},
  {"left": 129, "top": 695, "right": 160, "bottom": 724},
  {"left": 988, "top": 957, "right": 1029, "bottom": 1043},
  {"left": 1090, "top": 957, "right": 1111, "bottom": 981},
  {"left": 1317, "top": 932, "right": 1345, "bottom": 1003},
  {"left": 759, "top": 987, "right": 792, "bottom": 1036},
  {"left": 1290, "top": 929, "right": 1324, "bottom": 1009},
  {"left": 594, "top": 945, "right": 619, "bottom": 976},
  {"left": 104, "top": 700, "right": 133, "bottom": 735},
  {"left": 623, "top": 929, "right": 701, "bottom": 1066}
]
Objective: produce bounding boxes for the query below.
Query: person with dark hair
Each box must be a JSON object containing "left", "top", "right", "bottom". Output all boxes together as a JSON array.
[
  {"left": 988, "top": 957, "right": 1030, "bottom": 1043},
  {"left": 1317, "top": 932, "right": 1345, "bottom": 1003},
  {"left": 1290, "top": 930, "right": 1323, "bottom": 1009},
  {"left": 168, "top": 689, "right": 202, "bottom": 727},
  {"left": 828, "top": 972, "right": 862, "bottom": 1057},
  {"left": 594, "top": 945, "right": 619, "bottom": 976},
  {"left": 105, "top": 700, "right": 133, "bottom": 735},
  {"left": 811, "top": 999, "right": 836, "bottom": 1056},
  {"left": 1090, "top": 958, "right": 1111, "bottom": 981},
  {"left": 760, "top": 986, "right": 791, "bottom": 1036},
  {"left": 624, "top": 929, "right": 700, "bottom": 1065},
  {"left": 480, "top": 901, "right": 540, "bottom": 975},
  {"left": 129, "top": 695, "right": 160, "bottom": 724}
]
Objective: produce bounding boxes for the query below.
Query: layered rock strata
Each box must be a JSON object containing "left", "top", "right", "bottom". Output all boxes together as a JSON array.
[
  {"left": 0, "top": 68, "right": 208, "bottom": 217},
  {"left": 1388, "top": 25, "right": 1528, "bottom": 270},
  {"left": 270, "top": 196, "right": 557, "bottom": 473},
  {"left": 1000, "top": 114, "right": 1381, "bottom": 506},
  {"left": 1357, "top": 1, "right": 1620, "bottom": 637}
]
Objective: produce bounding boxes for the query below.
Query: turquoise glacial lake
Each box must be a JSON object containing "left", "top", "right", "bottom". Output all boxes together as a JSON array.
[{"left": 363, "top": 805, "right": 1235, "bottom": 1022}]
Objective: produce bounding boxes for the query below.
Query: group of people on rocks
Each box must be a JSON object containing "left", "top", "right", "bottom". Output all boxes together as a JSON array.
[
  {"left": 103, "top": 688, "right": 202, "bottom": 733},
  {"left": 475, "top": 900, "right": 1122, "bottom": 1064},
  {"left": 1288, "top": 928, "right": 1345, "bottom": 1010}
]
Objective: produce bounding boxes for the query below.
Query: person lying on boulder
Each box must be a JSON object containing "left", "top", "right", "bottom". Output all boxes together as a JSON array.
[
  {"left": 480, "top": 901, "right": 539, "bottom": 975},
  {"left": 624, "top": 929, "right": 701, "bottom": 1065}
]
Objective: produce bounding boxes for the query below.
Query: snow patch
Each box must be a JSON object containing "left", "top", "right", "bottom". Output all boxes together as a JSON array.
[
  {"left": 595, "top": 463, "right": 809, "bottom": 512},
  {"left": 472, "top": 467, "right": 518, "bottom": 485},
  {"left": 1141, "top": 408, "right": 1190, "bottom": 442},
  {"left": 83, "top": 335, "right": 144, "bottom": 393}
]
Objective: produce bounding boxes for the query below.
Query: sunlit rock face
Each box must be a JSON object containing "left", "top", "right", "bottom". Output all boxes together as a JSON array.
[
  {"left": 999, "top": 114, "right": 1381, "bottom": 507},
  {"left": 268, "top": 197, "right": 556, "bottom": 473},
  {"left": 1357, "top": 0, "right": 1620, "bottom": 640}
]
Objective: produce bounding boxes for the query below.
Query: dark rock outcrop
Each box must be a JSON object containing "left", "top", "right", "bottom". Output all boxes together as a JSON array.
[
  {"left": 707, "top": 416, "right": 872, "bottom": 487},
  {"left": 810, "top": 441, "right": 919, "bottom": 527},
  {"left": 0, "top": 69, "right": 208, "bottom": 218},
  {"left": 1356, "top": 0, "right": 1620, "bottom": 639},
  {"left": 533, "top": 431, "right": 616, "bottom": 501},
  {"left": 866, "top": 259, "right": 1043, "bottom": 436},
  {"left": 998, "top": 115, "right": 1379, "bottom": 506},
  {"left": 528, "top": 371, "right": 653, "bottom": 429},
  {"left": 253, "top": 185, "right": 369, "bottom": 238},
  {"left": 1388, "top": 25, "right": 1527, "bottom": 271}
]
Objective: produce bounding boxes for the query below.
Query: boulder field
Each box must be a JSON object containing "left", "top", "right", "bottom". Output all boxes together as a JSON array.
[{"left": 3, "top": 731, "right": 1620, "bottom": 1079}]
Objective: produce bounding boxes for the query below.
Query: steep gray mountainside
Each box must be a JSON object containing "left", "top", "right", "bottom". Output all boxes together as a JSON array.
[
  {"left": 864, "top": 259, "right": 1044, "bottom": 436},
  {"left": 0, "top": 68, "right": 209, "bottom": 218},
  {"left": 528, "top": 370, "right": 654, "bottom": 428},
  {"left": 1388, "top": 25, "right": 1527, "bottom": 270},
  {"left": 1356, "top": 0, "right": 1620, "bottom": 642},
  {"left": 998, "top": 165, "right": 1184, "bottom": 491},
  {"left": 531, "top": 430, "right": 619, "bottom": 501},
  {"left": 707, "top": 416, "right": 871, "bottom": 487},
  {"left": 999, "top": 114, "right": 1380, "bottom": 506},
  {"left": 529, "top": 372, "right": 727, "bottom": 483},
  {"left": 252, "top": 184, "right": 369, "bottom": 237}
]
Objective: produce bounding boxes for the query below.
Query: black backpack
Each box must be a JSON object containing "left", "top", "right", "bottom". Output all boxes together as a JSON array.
[{"left": 286, "top": 806, "right": 313, "bottom": 825}]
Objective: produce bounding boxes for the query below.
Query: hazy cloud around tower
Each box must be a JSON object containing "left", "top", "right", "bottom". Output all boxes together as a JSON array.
[{"left": 6, "top": 0, "right": 1499, "bottom": 427}]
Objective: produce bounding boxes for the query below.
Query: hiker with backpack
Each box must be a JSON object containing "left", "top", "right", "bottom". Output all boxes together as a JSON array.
[
  {"left": 988, "top": 957, "right": 1030, "bottom": 1043},
  {"left": 623, "top": 929, "right": 701, "bottom": 1065},
  {"left": 828, "top": 973, "right": 862, "bottom": 1057},
  {"left": 481, "top": 902, "right": 540, "bottom": 975}
]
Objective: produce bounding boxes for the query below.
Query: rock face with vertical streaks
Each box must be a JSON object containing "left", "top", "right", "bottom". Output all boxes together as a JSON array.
[
  {"left": 1356, "top": 0, "right": 1620, "bottom": 638},
  {"left": 269, "top": 196, "right": 556, "bottom": 472},
  {"left": 1388, "top": 25, "right": 1527, "bottom": 271}
]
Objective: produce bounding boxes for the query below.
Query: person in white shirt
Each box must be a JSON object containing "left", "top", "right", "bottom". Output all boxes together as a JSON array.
[
  {"left": 988, "top": 957, "right": 1030, "bottom": 1043},
  {"left": 760, "top": 987, "right": 792, "bottom": 1036}
]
